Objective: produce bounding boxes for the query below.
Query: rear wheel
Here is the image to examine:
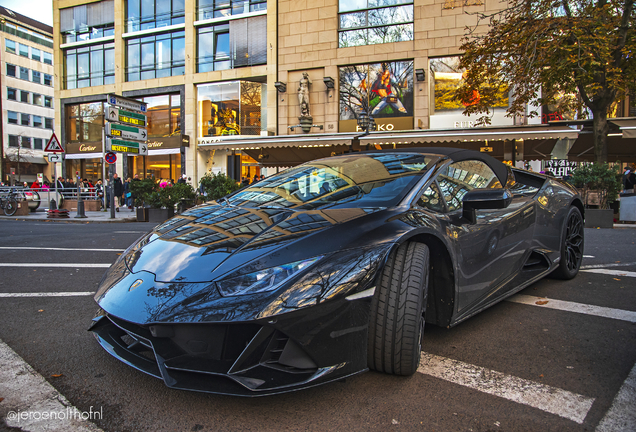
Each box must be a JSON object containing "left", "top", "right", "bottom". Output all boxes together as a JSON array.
[
  {"left": 550, "top": 206, "right": 584, "bottom": 280},
  {"left": 368, "top": 242, "right": 429, "bottom": 376},
  {"left": 4, "top": 198, "right": 18, "bottom": 216}
]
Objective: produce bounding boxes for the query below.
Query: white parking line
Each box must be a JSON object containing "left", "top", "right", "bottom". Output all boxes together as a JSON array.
[
  {"left": 596, "top": 362, "right": 636, "bottom": 432},
  {"left": 418, "top": 353, "right": 595, "bottom": 424},
  {"left": 0, "top": 338, "right": 103, "bottom": 431},
  {"left": 581, "top": 262, "right": 636, "bottom": 269},
  {"left": 0, "top": 247, "right": 124, "bottom": 252},
  {"left": 581, "top": 269, "right": 636, "bottom": 278},
  {"left": 508, "top": 295, "right": 636, "bottom": 323},
  {"left": 0, "top": 263, "right": 111, "bottom": 268},
  {"left": 0, "top": 292, "right": 95, "bottom": 298}
]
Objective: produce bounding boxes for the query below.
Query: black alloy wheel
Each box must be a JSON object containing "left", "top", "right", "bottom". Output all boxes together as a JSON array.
[
  {"left": 551, "top": 206, "right": 584, "bottom": 279},
  {"left": 368, "top": 242, "right": 429, "bottom": 376}
]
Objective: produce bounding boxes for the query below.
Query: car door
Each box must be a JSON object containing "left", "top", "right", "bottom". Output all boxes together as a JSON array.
[{"left": 435, "top": 160, "right": 534, "bottom": 313}]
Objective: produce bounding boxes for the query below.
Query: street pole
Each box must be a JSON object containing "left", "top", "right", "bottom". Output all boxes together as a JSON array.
[
  {"left": 102, "top": 127, "right": 106, "bottom": 211},
  {"left": 75, "top": 172, "right": 87, "bottom": 218},
  {"left": 109, "top": 164, "right": 115, "bottom": 219},
  {"left": 50, "top": 160, "right": 57, "bottom": 210}
]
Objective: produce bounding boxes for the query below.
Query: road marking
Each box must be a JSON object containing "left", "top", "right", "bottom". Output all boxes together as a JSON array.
[
  {"left": 596, "top": 362, "right": 636, "bottom": 432},
  {"left": 583, "top": 255, "right": 595, "bottom": 258},
  {"left": 0, "top": 292, "right": 95, "bottom": 298},
  {"left": 580, "top": 262, "right": 636, "bottom": 269},
  {"left": 0, "top": 338, "right": 103, "bottom": 431},
  {"left": 581, "top": 269, "right": 636, "bottom": 278},
  {"left": 418, "top": 353, "right": 594, "bottom": 424},
  {"left": 0, "top": 263, "right": 111, "bottom": 268},
  {"left": 0, "top": 247, "right": 124, "bottom": 252},
  {"left": 508, "top": 295, "right": 636, "bottom": 323}
]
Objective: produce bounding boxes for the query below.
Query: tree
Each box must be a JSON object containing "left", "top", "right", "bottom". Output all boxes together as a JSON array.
[{"left": 457, "top": 0, "right": 636, "bottom": 163}]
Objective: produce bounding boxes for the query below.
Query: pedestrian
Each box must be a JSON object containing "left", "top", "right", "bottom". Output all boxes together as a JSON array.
[
  {"left": 624, "top": 164, "right": 636, "bottom": 192},
  {"left": 123, "top": 178, "right": 134, "bottom": 209},
  {"left": 260, "top": 174, "right": 265, "bottom": 181},
  {"left": 178, "top": 174, "right": 187, "bottom": 184},
  {"left": 241, "top": 177, "right": 249, "bottom": 188},
  {"left": 113, "top": 173, "right": 123, "bottom": 211},
  {"left": 253, "top": 174, "right": 259, "bottom": 184},
  {"left": 95, "top": 179, "right": 104, "bottom": 209}
]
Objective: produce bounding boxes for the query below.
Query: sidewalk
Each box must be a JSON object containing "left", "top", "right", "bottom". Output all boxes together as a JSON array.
[{"left": 0, "top": 207, "right": 138, "bottom": 223}]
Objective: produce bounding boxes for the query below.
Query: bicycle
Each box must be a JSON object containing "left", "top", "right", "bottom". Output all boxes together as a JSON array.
[{"left": 0, "top": 189, "right": 19, "bottom": 216}]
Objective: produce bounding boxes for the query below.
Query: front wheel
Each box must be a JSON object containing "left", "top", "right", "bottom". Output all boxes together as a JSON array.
[
  {"left": 4, "top": 198, "right": 18, "bottom": 216},
  {"left": 550, "top": 206, "right": 584, "bottom": 280},
  {"left": 368, "top": 242, "right": 429, "bottom": 376}
]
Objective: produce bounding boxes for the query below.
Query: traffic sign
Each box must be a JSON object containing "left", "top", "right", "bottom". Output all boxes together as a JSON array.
[
  {"left": 106, "top": 123, "right": 147, "bottom": 141},
  {"left": 105, "top": 152, "right": 117, "bottom": 164},
  {"left": 107, "top": 106, "right": 147, "bottom": 127},
  {"left": 45, "top": 133, "right": 64, "bottom": 153},
  {"left": 48, "top": 153, "right": 63, "bottom": 163},
  {"left": 108, "top": 94, "right": 147, "bottom": 113},
  {"left": 106, "top": 138, "right": 148, "bottom": 155}
]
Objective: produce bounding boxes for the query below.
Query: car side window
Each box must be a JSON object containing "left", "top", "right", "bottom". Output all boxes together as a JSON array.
[
  {"left": 416, "top": 182, "right": 445, "bottom": 212},
  {"left": 437, "top": 160, "right": 502, "bottom": 212}
]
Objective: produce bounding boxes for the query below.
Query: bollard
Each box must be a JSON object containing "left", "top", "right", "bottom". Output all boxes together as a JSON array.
[{"left": 75, "top": 173, "right": 87, "bottom": 218}]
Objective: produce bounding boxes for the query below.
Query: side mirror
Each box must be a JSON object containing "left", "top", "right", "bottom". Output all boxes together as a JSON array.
[{"left": 462, "top": 188, "right": 513, "bottom": 224}]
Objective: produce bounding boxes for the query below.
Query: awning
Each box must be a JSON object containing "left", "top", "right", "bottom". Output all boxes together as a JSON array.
[
  {"left": 65, "top": 152, "right": 102, "bottom": 160},
  {"left": 609, "top": 118, "right": 636, "bottom": 139},
  {"left": 358, "top": 125, "right": 579, "bottom": 145},
  {"left": 149, "top": 148, "right": 180, "bottom": 156},
  {"left": 567, "top": 132, "right": 636, "bottom": 162},
  {"left": 20, "top": 155, "right": 48, "bottom": 165},
  {"left": 198, "top": 133, "right": 360, "bottom": 150}
]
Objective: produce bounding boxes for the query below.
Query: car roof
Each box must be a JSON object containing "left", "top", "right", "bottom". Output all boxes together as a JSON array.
[{"left": 358, "top": 147, "right": 510, "bottom": 185}]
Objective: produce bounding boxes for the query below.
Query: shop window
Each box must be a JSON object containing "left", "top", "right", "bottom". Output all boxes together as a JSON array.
[
  {"left": 66, "top": 102, "right": 103, "bottom": 142},
  {"left": 338, "top": 0, "right": 413, "bottom": 48},
  {"left": 137, "top": 94, "right": 181, "bottom": 138},
  {"left": 125, "top": 0, "right": 185, "bottom": 33},
  {"left": 197, "top": 81, "right": 264, "bottom": 137},
  {"left": 8, "top": 111, "right": 18, "bottom": 124},
  {"left": 7, "top": 88, "right": 17, "bottom": 101},
  {"left": 126, "top": 31, "right": 185, "bottom": 81},
  {"left": 339, "top": 61, "right": 413, "bottom": 132},
  {"left": 7, "top": 64, "right": 16, "bottom": 77},
  {"left": 5, "top": 39, "right": 16, "bottom": 54}
]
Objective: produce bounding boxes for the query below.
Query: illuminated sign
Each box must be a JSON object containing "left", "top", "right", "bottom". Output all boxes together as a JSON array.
[
  {"left": 106, "top": 138, "right": 148, "bottom": 155},
  {"left": 106, "top": 106, "right": 147, "bottom": 127}
]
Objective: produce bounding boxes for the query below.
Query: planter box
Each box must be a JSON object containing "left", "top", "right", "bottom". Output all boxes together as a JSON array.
[
  {"left": 136, "top": 207, "right": 148, "bottom": 222},
  {"left": 60, "top": 199, "right": 101, "bottom": 211},
  {"left": 147, "top": 208, "right": 174, "bottom": 223},
  {"left": 14, "top": 200, "right": 30, "bottom": 216},
  {"left": 584, "top": 208, "right": 614, "bottom": 228}
]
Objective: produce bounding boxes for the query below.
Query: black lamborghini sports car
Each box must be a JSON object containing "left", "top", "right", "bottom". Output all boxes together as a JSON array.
[{"left": 90, "top": 148, "right": 584, "bottom": 396}]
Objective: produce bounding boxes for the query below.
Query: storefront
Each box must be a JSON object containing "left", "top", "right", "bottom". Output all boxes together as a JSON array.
[{"left": 64, "top": 101, "right": 106, "bottom": 182}]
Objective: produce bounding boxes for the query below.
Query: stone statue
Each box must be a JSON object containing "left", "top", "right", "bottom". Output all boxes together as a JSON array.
[{"left": 298, "top": 72, "right": 312, "bottom": 118}]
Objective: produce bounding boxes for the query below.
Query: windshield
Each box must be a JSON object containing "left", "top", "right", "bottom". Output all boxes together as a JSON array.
[{"left": 227, "top": 152, "right": 437, "bottom": 210}]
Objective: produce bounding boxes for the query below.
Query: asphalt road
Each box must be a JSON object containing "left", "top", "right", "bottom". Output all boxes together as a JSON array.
[{"left": 0, "top": 220, "right": 634, "bottom": 432}]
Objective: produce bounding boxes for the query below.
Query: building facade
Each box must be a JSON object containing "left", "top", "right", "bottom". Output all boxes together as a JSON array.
[
  {"left": 1, "top": 7, "right": 55, "bottom": 185},
  {"left": 52, "top": 0, "right": 635, "bottom": 186}
]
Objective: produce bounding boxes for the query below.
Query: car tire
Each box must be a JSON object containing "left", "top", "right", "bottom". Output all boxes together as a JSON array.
[
  {"left": 368, "top": 242, "right": 429, "bottom": 376},
  {"left": 550, "top": 206, "right": 584, "bottom": 280}
]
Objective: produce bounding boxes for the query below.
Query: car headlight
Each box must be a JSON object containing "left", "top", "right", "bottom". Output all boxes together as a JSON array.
[{"left": 215, "top": 256, "right": 322, "bottom": 297}]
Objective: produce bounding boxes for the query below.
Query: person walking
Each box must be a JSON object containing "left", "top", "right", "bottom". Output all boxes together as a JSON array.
[
  {"left": 123, "top": 178, "right": 133, "bottom": 210},
  {"left": 113, "top": 173, "right": 124, "bottom": 211}
]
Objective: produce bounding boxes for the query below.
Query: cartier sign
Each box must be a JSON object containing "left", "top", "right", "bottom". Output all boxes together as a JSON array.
[{"left": 66, "top": 142, "right": 103, "bottom": 154}]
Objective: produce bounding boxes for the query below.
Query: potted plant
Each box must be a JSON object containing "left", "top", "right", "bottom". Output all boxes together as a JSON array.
[
  {"left": 198, "top": 172, "right": 240, "bottom": 202},
  {"left": 129, "top": 177, "right": 156, "bottom": 222},
  {"left": 171, "top": 182, "right": 197, "bottom": 213},
  {"left": 145, "top": 181, "right": 178, "bottom": 223},
  {"left": 570, "top": 163, "right": 622, "bottom": 228}
]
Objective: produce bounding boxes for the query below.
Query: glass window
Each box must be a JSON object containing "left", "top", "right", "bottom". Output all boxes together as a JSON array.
[
  {"left": 45, "top": 118, "right": 54, "bottom": 129},
  {"left": 33, "top": 116, "right": 43, "bottom": 128},
  {"left": 66, "top": 102, "right": 103, "bottom": 142},
  {"left": 9, "top": 135, "right": 19, "bottom": 148},
  {"left": 31, "top": 47, "right": 41, "bottom": 61},
  {"left": 417, "top": 182, "right": 445, "bottom": 212},
  {"left": 43, "top": 51, "right": 53, "bottom": 65},
  {"left": 20, "top": 91, "right": 29, "bottom": 103},
  {"left": 126, "top": 0, "right": 185, "bottom": 32},
  {"left": 18, "top": 43, "right": 29, "bottom": 57},
  {"left": 5, "top": 39, "right": 16, "bottom": 54},
  {"left": 7, "top": 64, "right": 16, "bottom": 77},
  {"left": 44, "top": 96, "right": 53, "bottom": 108},
  {"left": 338, "top": 0, "right": 413, "bottom": 47},
  {"left": 33, "top": 94, "right": 43, "bottom": 106},
  {"left": 197, "top": 24, "right": 230, "bottom": 72},
  {"left": 20, "top": 67, "right": 29, "bottom": 80},
  {"left": 21, "top": 114, "right": 30, "bottom": 126},
  {"left": 197, "top": 0, "right": 265, "bottom": 20},
  {"left": 32, "top": 71, "right": 41, "bottom": 84},
  {"left": 436, "top": 160, "right": 502, "bottom": 212},
  {"left": 34, "top": 138, "right": 44, "bottom": 150},
  {"left": 60, "top": 1, "right": 115, "bottom": 43},
  {"left": 138, "top": 94, "right": 181, "bottom": 137},
  {"left": 7, "top": 88, "right": 17, "bottom": 100},
  {"left": 44, "top": 74, "right": 53, "bottom": 86},
  {"left": 21, "top": 136, "right": 31, "bottom": 149},
  {"left": 8, "top": 111, "right": 18, "bottom": 124},
  {"left": 126, "top": 31, "right": 185, "bottom": 81}
]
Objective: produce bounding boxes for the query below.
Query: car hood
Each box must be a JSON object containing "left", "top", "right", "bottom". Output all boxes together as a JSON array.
[{"left": 125, "top": 203, "right": 382, "bottom": 283}]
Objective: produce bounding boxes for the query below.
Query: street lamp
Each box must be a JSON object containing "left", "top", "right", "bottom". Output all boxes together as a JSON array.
[{"left": 357, "top": 111, "right": 375, "bottom": 135}]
